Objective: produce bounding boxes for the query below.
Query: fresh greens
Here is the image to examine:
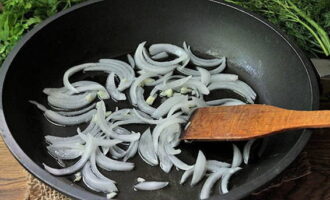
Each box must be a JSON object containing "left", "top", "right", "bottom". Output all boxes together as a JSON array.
[
  {"left": 0, "top": 0, "right": 329, "bottom": 66},
  {"left": 0, "top": 0, "right": 85, "bottom": 64},
  {"left": 225, "top": 0, "right": 330, "bottom": 57}
]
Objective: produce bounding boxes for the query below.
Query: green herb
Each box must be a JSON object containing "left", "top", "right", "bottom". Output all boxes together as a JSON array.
[
  {"left": 225, "top": 0, "right": 330, "bottom": 57},
  {"left": 0, "top": 0, "right": 85, "bottom": 65}
]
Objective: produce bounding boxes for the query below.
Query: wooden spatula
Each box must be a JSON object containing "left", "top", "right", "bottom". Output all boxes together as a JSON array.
[{"left": 181, "top": 104, "right": 330, "bottom": 141}]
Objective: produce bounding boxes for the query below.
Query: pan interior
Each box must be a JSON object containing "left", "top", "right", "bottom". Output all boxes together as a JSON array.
[{"left": 1, "top": 0, "right": 315, "bottom": 199}]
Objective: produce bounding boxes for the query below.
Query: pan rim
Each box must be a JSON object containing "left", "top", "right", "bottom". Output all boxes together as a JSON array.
[{"left": 0, "top": 0, "right": 319, "bottom": 199}]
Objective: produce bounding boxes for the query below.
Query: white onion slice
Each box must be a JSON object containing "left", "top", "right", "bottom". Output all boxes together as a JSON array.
[
  {"left": 168, "top": 154, "right": 193, "bottom": 170},
  {"left": 143, "top": 48, "right": 185, "bottom": 67},
  {"left": 208, "top": 81, "right": 255, "bottom": 103},
  {"left": 183, "top": 42, "right": 224, "bottom": 67},
  {"left": 48, "top": 92, "right": 97, "bottom": 110},
  {"left": 47, "top": 146, "right": 83, "bottom": 160},
  {"left": 210, "top": 74, "right": 238, "bottom": 82},
  {"left": 191, "top": 150, "right": 207, "bottom": 186},
  {"left": 206, "top": 98, "right": 246, "bottom": 106},
  {"left": 150, "top": 76, "right": 191, "bottom": 97},
  {"left": 176, "top": 58, "right": 226, "bottom": 76},
  {"left": 123, "top": 140, "right": 139, "bottom": 161},
  {"left": 151, "top": 51, "right": 169, "bottom": 60},
  {"left": 127, "top": 54, "right": 135, "bottom": 69},
  {"left": 151, "top": 95, "right": 187, "bottom": 118},
  {"left": 106, "top": 73, "right": 126, "bottom": 101},
  {"left": 63, "top": 63, "right": 97, "bottom": 93},
  {"left": 136, "top": 87, "right": 156, "bottom": 115},
  {"left": 152, "top": 118, "right": 186, "bottom": 151},
  {"left": 138, "top": 129, "right": 158, "bottom": 166},
  {"left": 30, "top": 100, "right": 96, "bottom": 126},
  {"left": 232, "top": 144, "right": 243, "bottom": 168},
  {"left": 197, "top": 67, "right": 211, "bottom": 86},
  {"left": 82, "top": 162, "right": 118, "bottom": 193},
  {"left": 134, "top": 181, "right": 169, "bottom": 191},
  {"left": 90, "top": 154, "right": 116, "bottom": 183},
  {"left": 207, "top": 160, "right": 231, "bottom": 171},
  {"left": 57, "top": 103, "right": 96, "bottom": 116},
  {"left": 149, "top": 43, "right": 188, "bottom": 61},
  {"left": 200, "top": 169, "right": 227, "bottom": 199},
  {"left": 145, "top": 71, "right": 173, "bottom": 87},
  {"left": 243, "top": 139, "right": 256, "bottom": 164},
  {"left": 95, "top": 101, "right": 140, "bottom": 142},
  {"left": 220, "top": 167, "right": 241, "bottom": 194},
  {"left": 43, "top": 135, "right": 95, "bottom": 175},
  {"left": 98, "top": 59, "right": 135, "bottom": 91},
  {"left": 134, "top": 42, "right": 178, "bottom": 74},
  {"left": 129, "top": 72, "right": 157, "bottom": 105},
  {"left": 180, "top": 167, "right": 194, "bottom": 184},
  {"left": 96, "top": 150, "right": 135, "bottom": 171}
]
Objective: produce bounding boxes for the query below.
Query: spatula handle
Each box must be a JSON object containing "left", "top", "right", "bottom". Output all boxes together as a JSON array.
[{"left": 183, "top": 104, "right": 330, "bottom": 141}]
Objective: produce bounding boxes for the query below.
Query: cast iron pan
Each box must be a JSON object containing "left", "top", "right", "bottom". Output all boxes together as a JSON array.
[{"left": 0, "top": 0, "right": 319, "bottom": 199}]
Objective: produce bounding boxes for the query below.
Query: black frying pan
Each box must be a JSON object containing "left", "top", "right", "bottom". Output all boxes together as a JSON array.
[{"left": 0, "top": 0, "right": 319, "bottom": 199}]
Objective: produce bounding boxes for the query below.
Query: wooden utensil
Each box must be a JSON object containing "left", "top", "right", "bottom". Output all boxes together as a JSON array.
[{"left": 181, "top": 104, "right": 330, "bottom": 141}]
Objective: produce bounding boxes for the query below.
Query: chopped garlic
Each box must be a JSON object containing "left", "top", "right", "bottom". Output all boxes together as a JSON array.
[
  {"left": 106, "top": 192, "right": 117, "bottom": 199},
  {"left": 146, "top": 96, "right": 156, "bottom": 105}
]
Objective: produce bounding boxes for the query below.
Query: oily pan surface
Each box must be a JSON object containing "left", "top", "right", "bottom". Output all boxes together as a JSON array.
[{"left": 0, "top": 0, "right": 317, "bottom": 199}]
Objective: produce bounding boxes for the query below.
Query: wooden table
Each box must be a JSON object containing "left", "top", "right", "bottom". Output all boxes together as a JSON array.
[{"left": 0, "top": 138, "right": 28, "bottom": 200}]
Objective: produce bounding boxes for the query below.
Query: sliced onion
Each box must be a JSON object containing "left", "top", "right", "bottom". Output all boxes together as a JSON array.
[
  {"left": 152, "top": 118, "right": 186, "bottom": 151},
  {"left": 151, "top": 51, "right": 169, "bottom": 60},
  {"left": 57, "top": 103, "right": 96, "bottom": 116},
  {"left": 176, "top": 58, "right": 226, "bottom": 76},
  {"left": 191, "top": 150, "right": 207, "bottom": 186},
  {"left": 129, "top": 72, "right": 157, "bottom": 105},
  {"left": 149, "top": 43, "right": 188, "bottom": 62},
  {"left": 206, "top": 98, "right": 246, "bottom": 106},
  {"left": 158, "top": 128, "right": 174, "bottom": 173},
  {"left": 138, "top": 128, "right": 158, "bottom": 166},
  {"left": 106, "top": 73, "right": 126, "bottom": 101},
  {"left": 208, "top": 81, "right": 255, "bottom": 103},
  {"left": 200, "top": 169, "right": 227, "bottom": 199},
  {"left": 82, "top": 162, "right": 118, "bottom": 193},
  {"left": 243, "top": 139, "right": 256, "bottom": 164},
  {"left": 134, "top": 181, "right": 169, "bottom": 191},
  {"left": 168, "top": 154, "right": 193, "bottom": 170},
  {"left": 48, "top": 92, "right": 97, "bottom": 110},
  {"left": 232, "top": 144, "right": 243, "bottom": 168},
  {"left": 43, "top": 135, "right": 95, "bottom": 175},
  {"left": 98, "top": 59, "right": 135, "bottom": 91},
  {"left": 144, "top": 71, "right": 173, "bottom": 87},
  {"left": 95, "top": 101, "right": 140, "bottom": 142},
  {"left": 183, "top": 42, "right": 224, "bottom": 67},
  {"left": 136, "top": 87, "right": 156, "bottom": 115},
  {"left": 197, "top": 67, "right": 211, "bottom": 86},
  {"left": 123, "top": 140, "right": 139, "bottom": 161},
  {"left": 210, "top": 74, "right": 238, "bottom": 82},
  {"left": 220, "top": 167, "right": 241, "bottom": 194},
  {"left": 150, "top": 76, "right": 191, "bottom": 97},
  {"left": 96, "top": 150, "right": 135, "bottom": 171},
  {"left": 207, "top": 160, "right": 231, "bottom": 172},
  {"left": 127, "top": 54, "right": 135, "bottom": 69},
  {"left": 180, "top": 167, "right": 194, "bottom": 184},
  {"left": 31, "top": 100, "right": 96, "bottom": 126},
  {"left": 134, "top": 42, "right": 178, "bottom": 74},
  {"left": 47, "top": 146, "right": 83, "bottom": 160},
  {"left": 151, "top": 95, "right": 188, "bottom": 118},
  {"left": 63, "top": 63, "right": 97, "bottom": 93}
]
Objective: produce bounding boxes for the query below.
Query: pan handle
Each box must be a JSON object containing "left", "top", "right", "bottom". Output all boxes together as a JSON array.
[{"left": 311, "top": 58, "right": 330, "bottom": 78}]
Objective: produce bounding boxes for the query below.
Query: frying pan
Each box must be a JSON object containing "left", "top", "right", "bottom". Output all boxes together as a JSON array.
[{"left": 0, "top": 0, "right": 319, "bottom": 199}]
